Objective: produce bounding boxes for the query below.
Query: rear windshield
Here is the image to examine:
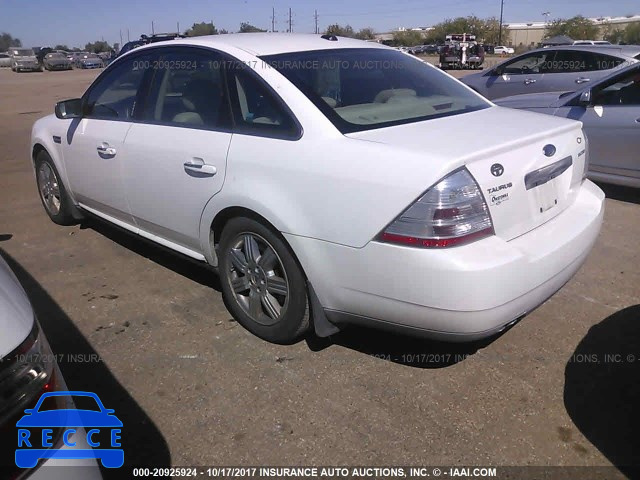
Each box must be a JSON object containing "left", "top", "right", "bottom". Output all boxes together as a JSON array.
[{"left": 261, "top": 48, "right": 489, "bottom": 133}]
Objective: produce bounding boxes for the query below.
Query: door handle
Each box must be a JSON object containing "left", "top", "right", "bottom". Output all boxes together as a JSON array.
[
  {"left": 575, "top": 77, "right": 591, "bottom": 84},
  {"left": 97, "top": 143, "right": 116, "bottom": 156},
  {"left": 184, "top": 159, "right": 217, "bottom": 176},
  {"left": 524, "top": 78, "right": 536, "bottom": 85}
]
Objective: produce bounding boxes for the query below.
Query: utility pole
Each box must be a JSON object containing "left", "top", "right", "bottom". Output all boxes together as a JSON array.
[
  {"left": 119, "top": 29, "right": 123, "bottom": 46},
  {"left": 177, "top": 21, "right": 180, "bottom": 34},
  {"left": 152, "top": 21, "right": 155, "bottom": 34},
  {"left": 288, "top": 8, "right": 293, "bottom": 33},
  {"left": 127, "top": 29, "right": 130, "bottom": 42},
  {"left": 271, "top": 7, "right": 276, "bottom": 32},
  {"left": 314, "top": 10, "right": 319, "bottom": 34},
  {"left": 497, "top": 0, "right": 504, "bottom": 46}
]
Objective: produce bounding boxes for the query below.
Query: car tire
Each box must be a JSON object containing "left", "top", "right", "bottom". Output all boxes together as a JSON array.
[
  {"left": 219, "top": 217, "right": 310, "bottom": 344},
  {"left": 35, "top": 150, "right": 78, "bottom": 226}
]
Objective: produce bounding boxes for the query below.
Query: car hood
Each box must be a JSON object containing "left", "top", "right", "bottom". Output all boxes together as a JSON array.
[
  {"left": 494, "top": 91, "right": 573, "bottom": 109},
  {"left": 14, "top": 56, "right": 37, "bottom": 61},
  {"left": 0, "top": 254, "right": 34, "bottom": 358},
  {"left": 47, "top": 58, "right": 70, "bottom": 64}
]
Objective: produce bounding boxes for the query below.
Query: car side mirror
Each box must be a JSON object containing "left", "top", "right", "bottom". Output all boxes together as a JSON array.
[
  {"left": 577, "top": 90, "right": 592, "bottom": 106},
  {"left": 55, "top": 98, "right": 82, "bottom": 119}
]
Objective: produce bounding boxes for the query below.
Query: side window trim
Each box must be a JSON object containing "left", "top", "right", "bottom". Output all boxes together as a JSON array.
[{"left": 225, "top": 62, "right": 303, "bottom": 141}]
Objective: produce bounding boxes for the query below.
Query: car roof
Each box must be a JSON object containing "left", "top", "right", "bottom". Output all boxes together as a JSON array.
[
  {"left": 135, "top": 33, "right": 389, "bottom": 57},
  {"left": 537, "top": 44, "right": 640, "bottom": 57}
]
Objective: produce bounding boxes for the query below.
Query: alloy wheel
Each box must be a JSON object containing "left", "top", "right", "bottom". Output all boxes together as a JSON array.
[
  {"left": 226, "top": 233, "right": 290, "bottom": 326},
  {"left": 37, "top": 161, "right": 61, "bottom": 216}
]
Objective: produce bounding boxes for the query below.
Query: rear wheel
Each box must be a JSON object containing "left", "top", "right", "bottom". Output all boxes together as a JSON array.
[
  {"left": 219, "top": 217, "right": 309, "bottom": 344},
  {"left": 35, "top": 151, "right": 77, "bottom": 225}
]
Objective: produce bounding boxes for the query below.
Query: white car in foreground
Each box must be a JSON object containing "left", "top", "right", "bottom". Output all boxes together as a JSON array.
[
  {"left": 31, "top": 33, "right": 604, "bottom": 344},
  {"left": 0, "top": 254, "right": 101, "bottom": 479}
]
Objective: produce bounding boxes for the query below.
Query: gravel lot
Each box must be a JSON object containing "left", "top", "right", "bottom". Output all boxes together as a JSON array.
[{"left": 0, "top": 66, "right": 639, "bottom": 478}]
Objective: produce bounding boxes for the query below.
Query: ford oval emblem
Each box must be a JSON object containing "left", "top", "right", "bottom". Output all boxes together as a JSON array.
[
  {"left": 490, "top": 163, "right": 504, "bottom": 177},
  {"left": 543, "top": 144, "right": 556, "bottom": 157}
]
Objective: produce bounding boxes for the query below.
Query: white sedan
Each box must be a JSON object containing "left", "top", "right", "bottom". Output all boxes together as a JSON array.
[
  {"left": 31, "top": 33, "right": 604, "bottom": 344},
  {"left": 494, "top": 45, "right": 515, "bottom": 54}
]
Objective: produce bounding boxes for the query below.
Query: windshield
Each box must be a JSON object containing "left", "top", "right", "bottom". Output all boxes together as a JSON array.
[
  {"left": 261, "top": 48, "right": 489, "bottom": 133},
  {"left": 46, "top": 53, "right": 65, "bottom": 59},
  {"left": 11, "top": 49, "right": 34, "bottom": 57}
]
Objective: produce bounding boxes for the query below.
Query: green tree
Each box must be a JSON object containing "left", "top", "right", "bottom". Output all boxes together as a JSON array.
[
  {"left": 185, "top": 22, "right": 218, "bottom": 37},
  {"left": 392, "top": 30, "right": 424, "bottom": 46},
  {"left": 425, "top": 16, "right": 497, "bottom": 44},
  {"left": 54, "top": 44, "right": 70, "bottom": 51},
  {"left": 544, "top": 15, "right": 598, "bottom": 40},
  {"left": 0, "top": 32, "right": 22, "bottom": 51},
  {"left": 239, "top": 22, "right": 266, "bottom": 33},
  {"left": 602, "top": 25, "right": 625, "bottom": 44},
  {"left": 624, "top": 23, "right": 640, "bottom": 44},
  {"left": 355, "top": 27, "right": 376, "bottom": 40},
  {"left": 325, "top": 24, "right": 355, "bottom": 38},
  {"left": 84, "top": 40, "right": 111, "bottom": 53}
]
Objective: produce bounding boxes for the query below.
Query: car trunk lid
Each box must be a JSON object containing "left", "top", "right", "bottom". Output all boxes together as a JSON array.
[{"left": 345, "top": 106, "right": 587, "bottom": 242}]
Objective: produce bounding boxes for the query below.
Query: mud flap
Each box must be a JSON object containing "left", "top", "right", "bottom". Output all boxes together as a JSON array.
[{"left": 308, "top": 282, "right": 340, "bottom": 337}]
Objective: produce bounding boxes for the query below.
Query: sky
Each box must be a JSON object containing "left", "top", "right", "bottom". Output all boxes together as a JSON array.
[{"left": 1, "top": 0, "right": 639, "bottom": 48}]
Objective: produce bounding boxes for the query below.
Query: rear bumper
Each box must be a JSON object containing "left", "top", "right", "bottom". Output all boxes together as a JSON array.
[{"left": 286, "top": 180, "right": 605, "bottom": 341}]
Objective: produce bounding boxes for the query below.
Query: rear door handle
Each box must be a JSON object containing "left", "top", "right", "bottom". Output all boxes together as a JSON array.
[
  {"left": 97, "top": 143, "right": 116, "bottom": 157},
  {"left": 184, "top": 158, "right": 217, "bottom": 176},
  {"left": 524, "top": 78, "right": 536, "bottom": 85},
  {"left": 575, "top": 77, "right": 591, "bottom": 84}
]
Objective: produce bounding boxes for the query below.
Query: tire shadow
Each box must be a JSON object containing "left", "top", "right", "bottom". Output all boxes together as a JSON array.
[
  {"left": 305, "top": 323, "right": 507, "bottom": 369},
  {"left": 564, "top": 304, "right": 640, "bottom": 479},
  {"left": 595, "top": 182, "right": 640, "bottom": 205},
  {"left": 0, "top": 249, "right": 171, "bottom": 477},
  {"left": 80, "top": 216, "right": 221, "bottom": 292}
]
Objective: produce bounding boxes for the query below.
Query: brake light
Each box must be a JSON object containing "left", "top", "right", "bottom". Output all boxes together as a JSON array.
[{"left": 379, "top": 168, "right": 493, "bottom": 248}]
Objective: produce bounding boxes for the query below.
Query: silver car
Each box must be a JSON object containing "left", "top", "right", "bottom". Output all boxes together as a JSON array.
[
  {"left": 0, "top": 52, "right": 11, "bottom": 68},
  {"left": 9, "top": 47, "right": 43, "bottom": 72},
  {"left": 462, "top": 45, "right": 640, "bottom": 99},
  {"left": 0, "top": 253, "right": 102, "bottom": 479},
  {"left": 495, "top": 63, "right": 640, "bottom": 188}
]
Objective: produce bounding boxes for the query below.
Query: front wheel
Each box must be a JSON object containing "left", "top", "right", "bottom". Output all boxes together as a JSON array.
[
  {"left": 218, "top": 217, "right": 309, "bottom": 344},
  {"left": 35, "top": 150, "right": 77, "bottom": 225}
]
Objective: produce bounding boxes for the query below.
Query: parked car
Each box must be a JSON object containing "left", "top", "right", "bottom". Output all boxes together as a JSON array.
[
  {"left": 77, "top": 53, "right": 104, "bottom": 69},
  {"left": 43, "top": 52, "right": 73, "bottom": 71},
  {"left": 0, "top": 52, "right": 11, "bottom": 67},
  {"left": 462, "top": 45, "right": 640, "bottom": 99},
  {"left": 9, "top": 48, "right": 42, "bottom": 72},
  {"left": 573, "top": 40, "right": 611, "bottom": 46},
  {"left": 117, "top": 32, "right": 184, "bottom": 57},
  {"left": 495, "top": 62, "right": 640, "bottom": 188},
  {"left": 494, "top": 46, "right": 515, "bottom": 55},
  {"left": 0, "top": 253, "right": 102, "bottom": 479},
  {"left": 31, "top": 33, "right": 604, "bottom": 344}
]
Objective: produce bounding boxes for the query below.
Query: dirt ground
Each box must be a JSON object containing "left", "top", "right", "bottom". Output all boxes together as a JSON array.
[{"left": 0, "top": 66, "right": 639, "bottom": 478}]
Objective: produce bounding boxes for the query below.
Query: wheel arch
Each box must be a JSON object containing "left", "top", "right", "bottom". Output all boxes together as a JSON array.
[{"left": 205, "top": 205, "right": 293, "bottom": 268}]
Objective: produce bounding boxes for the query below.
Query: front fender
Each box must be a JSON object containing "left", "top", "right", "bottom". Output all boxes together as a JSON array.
[{"left": 31, "top": 115, "right": 78, "bottom": 205}]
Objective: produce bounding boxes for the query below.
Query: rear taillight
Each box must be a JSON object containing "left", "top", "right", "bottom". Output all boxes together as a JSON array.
[
  {"left": 0, "top": 320, "right": 60, "bottom": 477},
  {"left": 379, "top": 168, "right": 493, "bottom": 248}
]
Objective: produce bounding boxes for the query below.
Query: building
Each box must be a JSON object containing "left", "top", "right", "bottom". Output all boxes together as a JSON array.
[
  {"left": 506, "top": 15, "right": 640, "bottom": 47},
  {"left": 376, "top": 14, "right": 640, "bottom": 47}
]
